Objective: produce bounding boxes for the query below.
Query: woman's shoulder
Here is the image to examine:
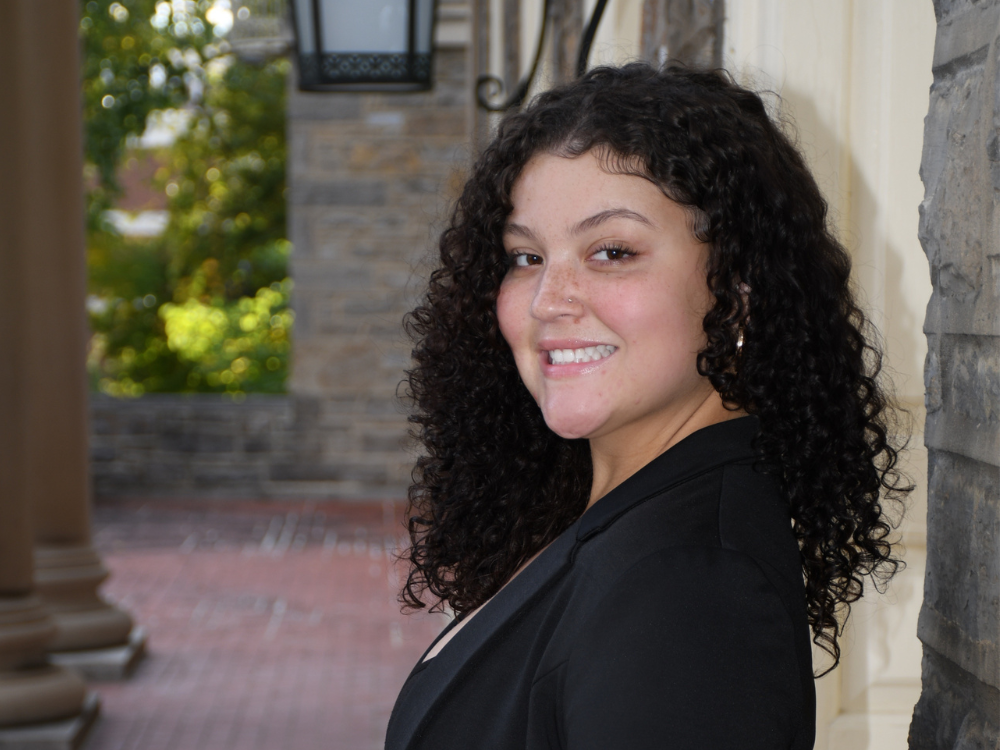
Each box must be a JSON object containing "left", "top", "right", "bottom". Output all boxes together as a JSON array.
[
  {"left": 527, "top": 469, "right": 815, "bottom": 746},
  {"left": 541, "top": 543, "right": 815, "bottom": 749},
  {"left": 572, "top": 453, "right": 797, "bottom": 588}
]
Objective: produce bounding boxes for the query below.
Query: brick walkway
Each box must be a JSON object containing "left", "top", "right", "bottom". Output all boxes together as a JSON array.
[{"left": 83, "top": 499, "right": 448, "bottom": 750}]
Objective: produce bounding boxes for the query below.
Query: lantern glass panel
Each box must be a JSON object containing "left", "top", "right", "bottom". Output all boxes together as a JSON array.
[{"left": 322, "top": 1, "right": 409, "bottom": 53}]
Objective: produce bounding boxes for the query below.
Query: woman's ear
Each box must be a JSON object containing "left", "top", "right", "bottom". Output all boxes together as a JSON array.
[{"left": 738, "top": 282, "right": 751, "bottom": 321}]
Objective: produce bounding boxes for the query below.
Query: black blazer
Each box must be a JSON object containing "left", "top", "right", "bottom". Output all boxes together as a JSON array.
[{"left": 386, "top": 417, "right": 816, "bottom": 750}]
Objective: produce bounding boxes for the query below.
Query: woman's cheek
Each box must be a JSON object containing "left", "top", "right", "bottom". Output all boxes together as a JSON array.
[{"left": 495, "top": 283, "right": 519, "bottom": 348}]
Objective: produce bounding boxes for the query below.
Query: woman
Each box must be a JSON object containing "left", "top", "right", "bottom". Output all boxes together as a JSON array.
[{"left": 387, "top": 64, "right": 909, "bottom": 749}]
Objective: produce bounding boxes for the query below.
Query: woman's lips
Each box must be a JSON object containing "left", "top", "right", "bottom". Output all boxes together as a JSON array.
[
  {"left": 545, "top": 344, "right": 617, "bottom": 365},
  {"left": 537, "top": 343, "right": 617, "bottom": 376}
]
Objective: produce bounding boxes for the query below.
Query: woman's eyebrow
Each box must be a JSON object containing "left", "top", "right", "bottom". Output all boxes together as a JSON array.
[
  {"left": 572, "top": 208, "right": 653, "bottom": 235},
  {"left": 504, "top": 208, "right": 652, "bottom": 242},
  {"left": 503, "top": 222, "right": 541, "bottom": 242}
]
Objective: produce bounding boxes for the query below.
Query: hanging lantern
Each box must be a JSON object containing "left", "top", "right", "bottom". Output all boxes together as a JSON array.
[{"left": 290, "top": 0, "right": 437, "bottom": 92}]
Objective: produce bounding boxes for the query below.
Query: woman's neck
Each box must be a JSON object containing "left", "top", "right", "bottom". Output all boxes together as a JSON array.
[{"left": 587, "top": 390, "right": 746, "bottom": 508}]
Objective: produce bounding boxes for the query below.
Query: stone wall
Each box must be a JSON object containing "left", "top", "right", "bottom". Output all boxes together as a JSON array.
[
  {"left": 284, "top": 39, "right": 470, "bottom": 498},
  {"left": 91, "top": 394, "right": 290, "bottom": 498},
  {"left": 909, "top": 1, "right": 1000, "bottom": 746},
  {"left": 90, "top": 392, "right": 413, "bottom": 499}
]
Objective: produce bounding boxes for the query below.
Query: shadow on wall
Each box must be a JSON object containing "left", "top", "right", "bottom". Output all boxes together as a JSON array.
[{"left": 774, "top": 86, "right": 928, "bottom": 749}]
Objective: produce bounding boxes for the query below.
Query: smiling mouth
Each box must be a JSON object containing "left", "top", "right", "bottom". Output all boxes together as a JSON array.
[{"left": 546, "top": 345, "right": 617, "bottom": 365}]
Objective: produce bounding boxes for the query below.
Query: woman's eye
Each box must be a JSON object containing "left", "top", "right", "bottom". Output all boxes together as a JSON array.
[
  {"left": 509, "top": 253, "right": 542, "bottom": 267},
  {"left": 592, "top": 244, "right": 633, "bottom": 262}
]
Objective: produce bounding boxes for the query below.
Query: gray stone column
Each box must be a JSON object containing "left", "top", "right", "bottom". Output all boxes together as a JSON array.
[{"left": 909, "top": 1, "right": 1000, "bottom": 747}]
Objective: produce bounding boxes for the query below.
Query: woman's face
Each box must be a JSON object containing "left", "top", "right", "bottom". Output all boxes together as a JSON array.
[{"left": 496, "top": 150, "right": 717, "bottom": 446}]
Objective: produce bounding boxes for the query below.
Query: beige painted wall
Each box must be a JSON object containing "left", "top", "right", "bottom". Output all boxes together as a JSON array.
[{"left": 724, "top": 2, "right": 935, "bottom": 748}]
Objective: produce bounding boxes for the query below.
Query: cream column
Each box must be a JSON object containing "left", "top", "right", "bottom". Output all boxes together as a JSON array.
[
  {"left": 9, "top": 0, "right": 133, "bottom": 655},
  {"left": 0, "top": 0, "right": 90, "bottom": 727},
  {"left": 724, "top": 2, "right": 936, "bottom": 748}
]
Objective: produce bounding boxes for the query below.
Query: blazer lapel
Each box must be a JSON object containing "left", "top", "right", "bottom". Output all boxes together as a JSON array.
[
  {"left": 576, "top": 415, "right": 760, "bottom": 542},
  {"left": 387, "top": 526, "right": 578, "bottom": 750}
]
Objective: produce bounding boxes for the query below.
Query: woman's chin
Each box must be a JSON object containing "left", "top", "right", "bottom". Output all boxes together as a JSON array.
[{"left": 541, "top": 411, "right": 605, "bottom": 441}]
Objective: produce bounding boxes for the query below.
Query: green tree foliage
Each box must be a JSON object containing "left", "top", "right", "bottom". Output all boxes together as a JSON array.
[
  {"left": 81, "top": 0, "right": 187, "bottom": 223},
  {"left": 82, "top": 0, "right": 292, "bottom": 398}
]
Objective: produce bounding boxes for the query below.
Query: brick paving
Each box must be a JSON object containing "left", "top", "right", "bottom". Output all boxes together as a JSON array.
[{"left": 83, "top": 499, "right": 448, "bottom": 750}]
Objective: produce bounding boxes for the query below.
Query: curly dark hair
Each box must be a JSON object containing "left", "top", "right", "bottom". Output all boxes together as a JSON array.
[{"left": 400, "top": 63, "right": 910, "bottom": 672}]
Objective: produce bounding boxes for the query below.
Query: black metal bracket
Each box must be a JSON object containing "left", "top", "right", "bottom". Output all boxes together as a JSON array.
[{"left": 476, "top": 0, "right": 608, "bottom": 113}]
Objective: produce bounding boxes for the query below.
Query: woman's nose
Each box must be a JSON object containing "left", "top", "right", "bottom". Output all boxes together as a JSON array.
[{"left": 529, "top": 267, "right": 582, "bottom": 321}]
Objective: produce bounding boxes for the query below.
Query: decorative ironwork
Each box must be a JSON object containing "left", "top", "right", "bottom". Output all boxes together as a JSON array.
[
  {"left": 576, "top": 0, "right": 608, "bottom": 77},
  {"left": 298, "top": 52, "right": 432, "bottom": 88},
  {"left": 476, "top": 0, "right": 609, "bottom": 112},
  {"left": 289, "top": 0, "right": 436, "bottom": 92},
  {"left": 476, "top": 0, "right": 550, "bottom": 112}
]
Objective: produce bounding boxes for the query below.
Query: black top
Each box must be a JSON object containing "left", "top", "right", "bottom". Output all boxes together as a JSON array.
[{"left": 386, "top": 417, "right": 816, "bottom": 750}]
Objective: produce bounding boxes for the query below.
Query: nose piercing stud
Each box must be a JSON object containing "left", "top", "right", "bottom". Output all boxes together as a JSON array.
[{"left": 567, "top": 297, "right": 574, "bottom": 303}]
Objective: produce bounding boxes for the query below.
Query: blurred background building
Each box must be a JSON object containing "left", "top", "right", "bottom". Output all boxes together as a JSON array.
[{"left": 0, "top": 1, "right": 996, "bottom": 749}]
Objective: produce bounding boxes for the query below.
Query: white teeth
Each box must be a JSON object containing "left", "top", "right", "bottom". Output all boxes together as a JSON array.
[{"left": 547, "top": 345, "right": 617, "bottom": 365}]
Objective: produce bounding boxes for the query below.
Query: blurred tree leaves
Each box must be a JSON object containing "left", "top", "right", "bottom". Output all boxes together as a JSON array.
[
  {"left": 82, "top": 0, "right": 292, "bottom": 397},
  {"left": 80, "top": 0, "right": 188, "bottom": 223}
]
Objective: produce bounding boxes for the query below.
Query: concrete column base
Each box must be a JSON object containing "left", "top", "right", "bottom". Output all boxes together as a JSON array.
[
  {"left": 34, "top": 544, "right": 133, "bottom": 652},
  {"left": 0, "top": 597, "right": 86, "bottom": 727},
  {"left": 0, "top": 691, "right": 98, "bottom": 749},
  {"left": 49, "top": 626, "right": 147, "bottom": 681}
]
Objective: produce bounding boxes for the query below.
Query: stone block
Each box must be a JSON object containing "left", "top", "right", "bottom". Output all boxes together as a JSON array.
[
  {"left": 159, "top": 431, "right": 210, "bottom": 454},
  {"left": 398, "top": 176, "right": 449, "bottom": 196},
  {"left": 924, "top": 333, "right": 1000, "bottom": 464},
  {"left": 88, "top": 412, "right": 115, "bottom": 435},
  {"left": 143, "top": 461, "right": 191, "bottom": 487},
  {"left": 268, "top": 462, "right": 387, "bottom": 484},
  {"left": 89, "top": 442, "right": 115, "bottom": 462},
  {"left": 243, "top": 436, "right": 271, "bottom": 453},
  {"left": 190, "top": 465, "right": 259, "bottom": 488},
  {"left": 920, "top": 449, "right": 999, "bottom": 689},
  {"left": 287, "top": 93, "right": 362, "bottom": 121},
  {"left": 288, "top": 261, "right": 373, "bottom": 293},
  {"left": 362, "top": 428, "right": 408, "bottom": 453},
  {"left": 289, "top": 180, "right": 386, "bottom": 207},
  {"left": 406, "top": 109, "right": 468, "bottom": 138},
  {"left": 932, "top": 3, "right": 1000, "bottom": 62},
  {"left": 910, "top": 647, "right": 999, "bottom": 749},
  {"left": 340, "top": 296, "right": 396, "bottom": 316},
  {"left": 921, "top": 26, "right": 999, "bottom": 338},
  {"left": 289, "top": 292, "right": 316, "bottom": 336}
]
